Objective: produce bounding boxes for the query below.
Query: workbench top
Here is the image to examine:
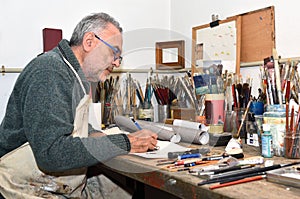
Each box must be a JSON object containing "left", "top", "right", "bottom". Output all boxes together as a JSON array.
[{"left": 97, "top": 143, "right": 300, "bottom": 199}]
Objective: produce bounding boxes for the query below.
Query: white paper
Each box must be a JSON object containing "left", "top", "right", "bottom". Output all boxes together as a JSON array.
[
  {"left": 102, "top": 127, "right": 188, "bottom": 159},
  {"left": 131, "top": 140, "right": 189, "bottom": 159}
]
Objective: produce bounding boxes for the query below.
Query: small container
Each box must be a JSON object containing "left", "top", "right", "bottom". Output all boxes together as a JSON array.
[
  {"left": 263, "top": 105, "right": 286, "bottom": 156},
  {"left": 138, "top": 102, "right": 154, "bottom": 122},
  {"left": 250, "top": 101, "right": 264, "bottom": 115},
  {"left": 284, "top": 134, "right": 300, "bottom": 159},
  {"left": 254, "top": 115, "right": 263, "bottom": 152},
  {"left": 158, "top": 104, "right": 170, "bottom": 123},
  {"left": 246, "top": 112, "right": 259, "bottom": 147},
  {"left": 261, "top": 124, "right": 274, "bottom": 158}
]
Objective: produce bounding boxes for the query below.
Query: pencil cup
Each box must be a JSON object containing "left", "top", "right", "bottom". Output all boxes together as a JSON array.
[
  {"left": 284, "top": 134, "right": 300, "bottom": 159},
  {"left": 230, "top": 108, "right": 246, "bottom": 138},
  {"left": 137, "top": 102, "right": 154, "bottom": 122},
  {"left": 205, "top": 94, "right": 225, "bottom": 125},
  {"left": 250, "top": 101, "right": 264, "bottom": 115},
  {"left": 223, "top": 110, "right": 233, "bottom": 132},
  {"left": 254, "top": 115, "right": 263, "bottom": 152},
  {"left": 158, "top": 104, "right": 170, "bottom": 123}
]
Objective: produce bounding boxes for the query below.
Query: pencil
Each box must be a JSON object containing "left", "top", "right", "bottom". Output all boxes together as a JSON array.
[{"left": 209, "top": 175, "right": 265, "bottom": 190}]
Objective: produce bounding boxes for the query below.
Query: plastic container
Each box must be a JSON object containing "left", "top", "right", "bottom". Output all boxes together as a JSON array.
[{"left": 261, "top": 124, "right": 274, "bottom": 158}]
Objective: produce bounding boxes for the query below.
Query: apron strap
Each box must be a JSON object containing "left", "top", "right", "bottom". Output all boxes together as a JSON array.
[{"left": 59, "top": 51, "right": 87, "bottom": 95}]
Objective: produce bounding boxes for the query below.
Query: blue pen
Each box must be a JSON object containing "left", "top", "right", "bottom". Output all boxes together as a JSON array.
[
  {"left": 178, "top": 153, "right": 201, "bottom": 160},
  {"left": 130, "top": 117, "right": 142, "bottom": 130}
]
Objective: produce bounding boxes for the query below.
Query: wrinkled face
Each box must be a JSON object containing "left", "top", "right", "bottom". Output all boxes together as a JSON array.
[{"left": 82, "top": 23, "right": 122, "bottom": 82}]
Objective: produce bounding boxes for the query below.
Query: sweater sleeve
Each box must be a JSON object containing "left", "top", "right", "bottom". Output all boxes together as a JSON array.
[{"left": 21, "top": 61, "right": 130, "bottom": 172}]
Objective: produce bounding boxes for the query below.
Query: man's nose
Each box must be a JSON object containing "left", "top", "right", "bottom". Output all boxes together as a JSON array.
[{"left": 112, "top": 59, "right": 121, "bottom": 68}]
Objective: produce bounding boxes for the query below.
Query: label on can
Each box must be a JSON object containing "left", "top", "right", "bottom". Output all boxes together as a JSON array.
[{"left": 138, "top": 108, "right": 153, "bottom": 121}]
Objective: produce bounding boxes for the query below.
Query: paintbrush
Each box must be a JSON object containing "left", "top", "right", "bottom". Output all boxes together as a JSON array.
[
  {"left": 273, "top": 48, "right": 283, "bottom": 104},
  {"left": 235, "top": 99, "right": 252, "bottom": 138}
]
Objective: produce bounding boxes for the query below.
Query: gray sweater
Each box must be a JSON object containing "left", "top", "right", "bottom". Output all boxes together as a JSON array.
[{"left": 0, "top": 39, "right": 130, "bottom": 172}]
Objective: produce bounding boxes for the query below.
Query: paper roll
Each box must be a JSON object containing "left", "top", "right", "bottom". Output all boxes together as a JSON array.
[
  {"left": 173, "top": 119, "right": 201, "bottom": 130},
  {"left": 172, "top": 119, "right": 209, "bottom": 145},
  {"left": 114, "top": 116, "right": 181, "bottom": 143},
  {"left": 171, "top": 125, "right": 209, "bottom": 145},
  {"left": 139, "top": 120, "right": 209, "bottom": 145}
]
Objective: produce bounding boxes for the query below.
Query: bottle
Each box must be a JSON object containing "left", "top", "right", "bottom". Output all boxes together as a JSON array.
[
  {"left": 261, "top": 124, "right": 274, "bottom": 158},
  {"left": 246, "top": 112, "right": 259, "bottom": 147}
]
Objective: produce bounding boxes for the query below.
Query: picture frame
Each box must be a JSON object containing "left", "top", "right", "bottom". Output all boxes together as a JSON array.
[
  {"left": 192, "top": 17, "right": 241, "bottom": 75},
  {"left": 156, "top": 40, "right": 185, "bottom": 70}
]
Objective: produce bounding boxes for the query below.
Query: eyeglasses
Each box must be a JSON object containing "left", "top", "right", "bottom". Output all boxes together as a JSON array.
[{"left": 94, "top": 34, "right": 122, "bottom": 64}]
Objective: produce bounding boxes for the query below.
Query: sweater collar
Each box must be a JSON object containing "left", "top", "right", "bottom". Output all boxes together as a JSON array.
[{"left": 57, "top": 39, "right": 81, "bottom": 72}]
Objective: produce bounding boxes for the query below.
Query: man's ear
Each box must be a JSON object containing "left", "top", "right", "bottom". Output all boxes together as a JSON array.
[{"left": 82, "top": 32, "right": 96, "bottom": 52}]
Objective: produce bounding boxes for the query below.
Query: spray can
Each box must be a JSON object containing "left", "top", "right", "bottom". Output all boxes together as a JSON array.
[{"left": 261, "top": 124, "right": 274, "bottom": 158}]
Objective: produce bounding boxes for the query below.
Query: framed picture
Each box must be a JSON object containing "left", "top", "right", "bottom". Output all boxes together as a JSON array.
[
  {"left": 192, "top": 17, "right": 240, "bottom": 74},
  {"left": 156, "top": 40, "right": 185, "bottom": 70}
]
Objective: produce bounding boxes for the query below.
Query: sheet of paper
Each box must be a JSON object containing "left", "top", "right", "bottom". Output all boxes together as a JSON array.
[
  {"left": 102, "top": 127, "right": 189, "bottom": 159},
  {"left": 131, "top": 140, "right": 189, "bottom": 159}
]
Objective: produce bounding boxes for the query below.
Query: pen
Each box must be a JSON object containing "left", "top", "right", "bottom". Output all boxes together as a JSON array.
[
  {"left": 178, "top": 153, "right": 201, "bottom": 160},
  {"left": 130, "top": 117, "right": 142, "bottom": 130}
]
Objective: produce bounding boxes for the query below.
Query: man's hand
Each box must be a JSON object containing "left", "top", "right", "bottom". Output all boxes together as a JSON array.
[{"left": 127, "top": 129, "right": 158, "bottom": 153}]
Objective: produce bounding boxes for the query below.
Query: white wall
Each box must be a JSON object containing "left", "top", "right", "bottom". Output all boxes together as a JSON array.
[
  {"left": 0, "top": 0, "right": 171, "bottom": 121},
  {"left": 0, "top": 0, "right": 171, "bottom": 69}
]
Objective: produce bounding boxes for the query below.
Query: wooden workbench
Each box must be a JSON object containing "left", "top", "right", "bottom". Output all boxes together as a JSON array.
[{"left": 89, "top": 143, "right": 300, "bottom": 199}]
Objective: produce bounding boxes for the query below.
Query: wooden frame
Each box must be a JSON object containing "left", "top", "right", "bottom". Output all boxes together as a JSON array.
[
  {"left": 192, "top": 17, "right": 241, "bottom": 74},
  {"left": 156, "top": 40, "right": 185, "bottom": 70}
]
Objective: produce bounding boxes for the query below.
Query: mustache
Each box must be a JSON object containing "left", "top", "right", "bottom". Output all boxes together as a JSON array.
[{"left": 106, "top": 66, "right": 114, "bottom": 72}]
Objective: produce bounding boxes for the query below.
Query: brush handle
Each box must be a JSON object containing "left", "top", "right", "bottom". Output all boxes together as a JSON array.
[{"left": 209, "top": 175, "right": 265, "bottom": 190}]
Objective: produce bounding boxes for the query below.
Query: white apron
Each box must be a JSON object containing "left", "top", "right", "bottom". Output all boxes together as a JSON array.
[{"left": 0, "top": 55, "right": 91, "bottom": 198}]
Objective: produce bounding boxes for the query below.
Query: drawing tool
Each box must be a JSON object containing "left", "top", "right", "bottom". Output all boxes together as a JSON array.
[
  {"left": 198, "top": 162, "right": 300, "bottom": 186},
  {"left": 281, "top": 61, "right": 290, "bottom": 94},
  {"left": 130, "top": 117, "right": 142, "bottom": 130},
  {"left": 199, "top": 165, "right": 253, "bottom": 176},
  {"left": 176, "top": 168, "right": 190, "bottom": 172},
  {"left": 273, "top": 48, "right": 283, "bottom": 104},
  {"left": 286, "top": 80, "right": 291, "bottom": 134},
  {"left": 209, "top": 175, "right": 265, "bottom": 190},
  {"left": 168, "top": 148, "right": 208, "bottom": 159},
  {"left": 208, "top": 162, "right": 300, "bottom": 181},
  {"left": 290, "top": 105, "right": 294, "bottom": 133},
  {"left": 294, "top": 104, "right": 300, "bottom": 132},
  {"left": 198, "top": 171, "right": 263, "bottom": 186},
  {"left": 173, "top": 158, "right": 205, "bottom": 166},
  {"left": 236, "top": 99, "right": 252, "bottom": 138},
  {"left": 177, "top": 153, "right": 201, "bottom": 160},
  {"left": 232, "top": 83, "right": 237, "bottom": 108},
  {"left": 156, "top": 161, "right": 176, "bottom": 166}
]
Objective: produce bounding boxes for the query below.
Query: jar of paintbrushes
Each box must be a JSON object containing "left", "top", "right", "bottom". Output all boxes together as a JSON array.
[{"left": 284, "top": 105, "right": 300, "bottom": 159}]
